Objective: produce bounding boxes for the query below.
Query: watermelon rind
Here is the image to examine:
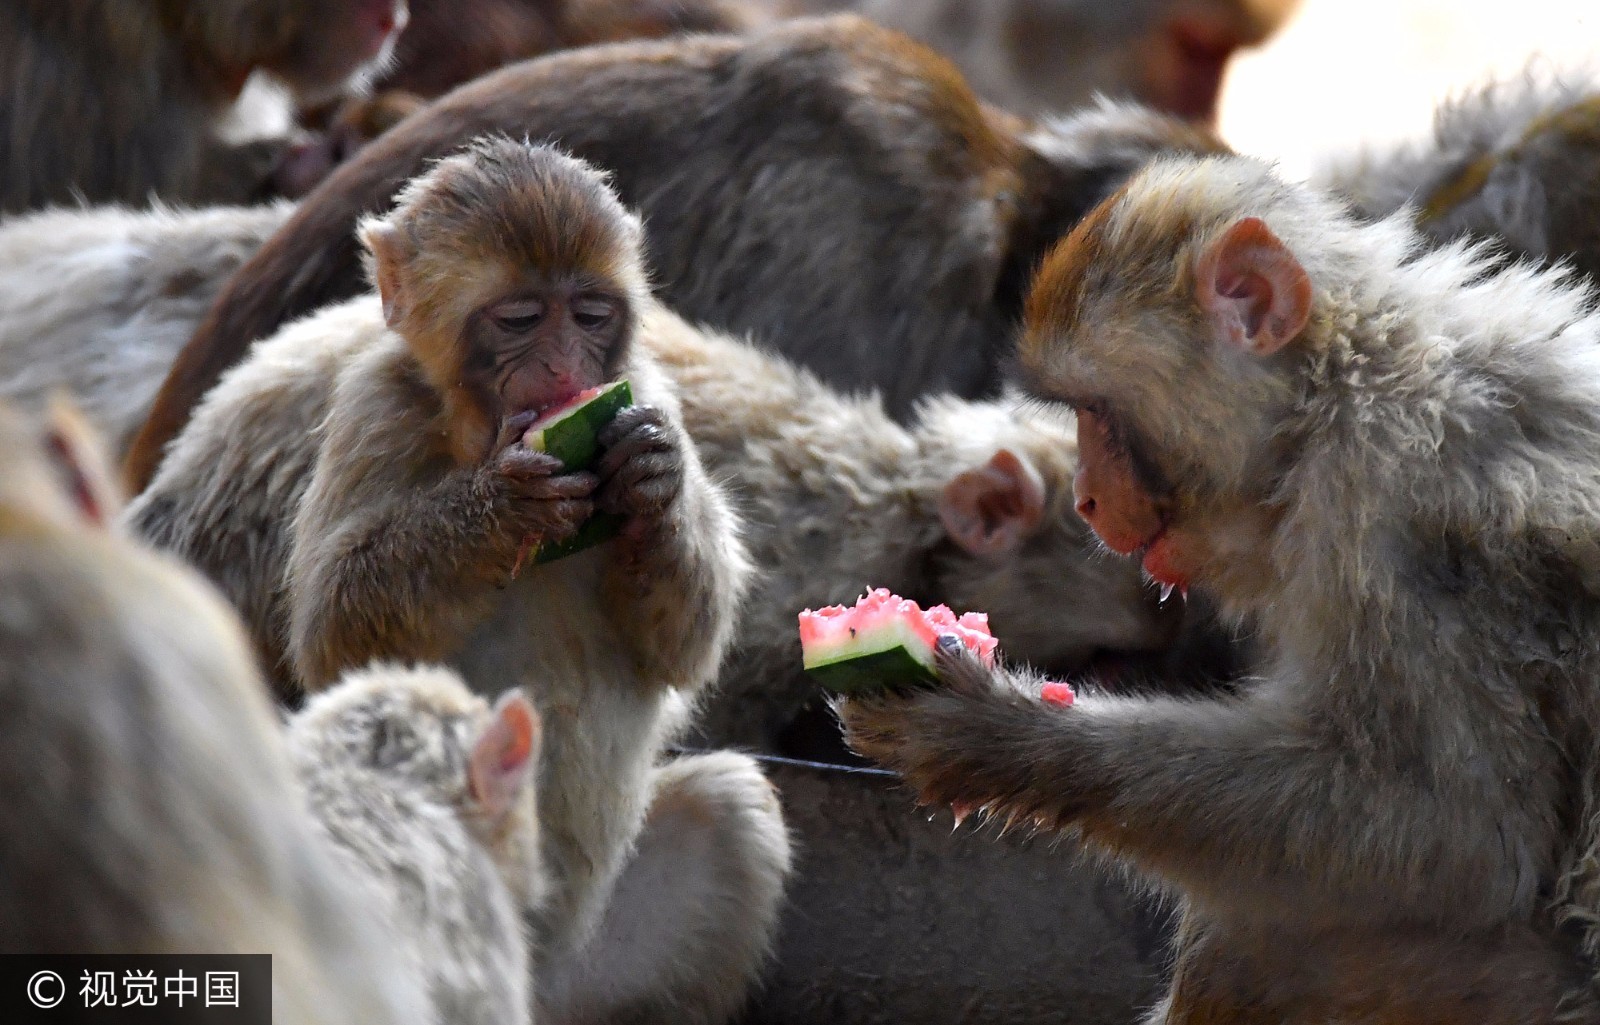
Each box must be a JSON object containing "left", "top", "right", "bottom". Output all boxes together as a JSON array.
[
  {"left": 803, "top": 616, "right": 941, "bottom": 695},
  {"left": 805, "top": 646, "right": 938, "bottom": 696},
  {"left": 524, "top": 379, "right": 633, "bottom": 471},
  {"left": 523, "top": 379, "right": 633, "bottom": 563},
  {"left": 532, "top": 511, "right": 626, "bottom": 565}
]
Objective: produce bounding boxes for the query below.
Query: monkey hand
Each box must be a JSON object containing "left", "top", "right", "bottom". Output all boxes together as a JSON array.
[
  {"left": 596, "top": 406, "right": 684, "bottom": 540},
  {"left": 489, "top": 447, "right": 597, "bottom": 546},
  {"left": 839, "top": 637, "right": 1066, "bottom": 828}
]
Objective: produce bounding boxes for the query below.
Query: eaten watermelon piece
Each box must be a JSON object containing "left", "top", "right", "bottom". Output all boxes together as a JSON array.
[
  {"left": 798, "top": 588, "right": 998, "bottom": 696},
  {"left": 521, "top": 379, "right": 633, "bottom": 564}
]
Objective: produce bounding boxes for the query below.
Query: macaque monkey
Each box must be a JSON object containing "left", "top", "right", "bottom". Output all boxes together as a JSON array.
[
  {"left": 0, "top": 401, "right": 429, "bottom": 1024},
  {"left": 125, "top": 16, "right": 1227, "bottom": 490},
  {"left": 769, "top": 0, "right": 1300, "bottom": 121},
  {"left": 0, "top": 203, "right": 293, "bottom": 462},
  {"left": 289, "top": 664, "right": 544, "bottom": 1025},
  {"left": 367, "top": 0, "right": 759, "bottom": 100},
  {"left": 645, "top": 318, "right": 1185, "bottom": 749},
  {"left": 1319, "top": 69, "right": 1600, "bottom": 284},
  {"left": 0, "top": 0, "right": 408, "bottom": 213},
  {"left": 842, "top": 155, "right": 1600, "bottom": 1022},
  {"left": 127, "top": 138, "right": 790, "bottom": 1024}
]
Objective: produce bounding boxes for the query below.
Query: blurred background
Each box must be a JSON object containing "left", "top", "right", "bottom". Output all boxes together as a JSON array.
[{"left": 1222, "top": 0, "right": 1597, "bottom": 176}]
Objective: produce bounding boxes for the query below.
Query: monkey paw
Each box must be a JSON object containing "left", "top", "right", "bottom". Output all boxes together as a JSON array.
[{"left": 597, "top": 406, "right": 683, "bottom": 530}]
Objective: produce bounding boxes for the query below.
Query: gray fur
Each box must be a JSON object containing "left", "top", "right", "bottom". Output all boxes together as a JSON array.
[
  {"left": 644, "top": 314, "right": 1180, "bottom": 749},
  {"left": 846, "top": 155, "right": 1600, "bottom": 1020},
  {"left": 0, "top": 402, "right": 429, "bottom": 1025},
  {"left": 288, "top": 664, "right": 541, "bottom": 1025},
  {"left": 0, "top": 202, "right": 294, "bottom": 461},
  {"left": 1318, "top": 68, "right": 1600, "bottom": 282}
]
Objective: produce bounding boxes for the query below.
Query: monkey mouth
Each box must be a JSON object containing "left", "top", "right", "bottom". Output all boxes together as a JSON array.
[{"left": 1138, "top": 527, "right": 1190, "bottom": 594}]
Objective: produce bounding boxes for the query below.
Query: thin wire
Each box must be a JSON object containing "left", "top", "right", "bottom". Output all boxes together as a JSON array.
[{"left": 666, "top": 746, "right": 899, "bottom": 778}]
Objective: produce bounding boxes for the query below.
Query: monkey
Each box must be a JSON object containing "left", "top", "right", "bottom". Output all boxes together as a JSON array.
[
  {"left": 0, "top": 0, "right": 408, "bottom": 214},
  {"left": 287, "top": 664, "right": 544, "bottom": 1025},
  {"left": 641, "top": 315, "right": 1188, "bottom": 750},
  {"left": 1317, "top": 68, "right": 1600, "bottom": 285},
  {"left": 0, "top": 400, "right": 431, "bottom": 1024},
  {"left": 365, "top": 0, "right": 759, "bottom": 101},
  {"left": 0, "top": 202, "right": 294, "bottom": 462},
  {"left": 123, "top": 15, "right": 1229, "bottom": 491},
  {"left": 765, "top": 0, "right": 1300, "bottom": 122},
  {"left": 839, "top": 153, "right": 1600, "bottom": 1022},
  {"left": 125, "top": 138, "right": 791, "bottom": 1024}
]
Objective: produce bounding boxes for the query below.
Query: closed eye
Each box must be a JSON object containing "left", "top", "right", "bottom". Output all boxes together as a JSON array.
[
  {"left": 572, "top": 296, "right": 618, "bottom": 331},
  {"left": 492, "top": 299, "right": 546, "bottom": 333}
]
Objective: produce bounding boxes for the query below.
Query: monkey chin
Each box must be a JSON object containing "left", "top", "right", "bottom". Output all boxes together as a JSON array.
[{"left": 1140, "top": 531, "right": 1191, "bottom": 591}]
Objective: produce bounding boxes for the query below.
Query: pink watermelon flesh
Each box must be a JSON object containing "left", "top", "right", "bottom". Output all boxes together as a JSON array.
[
  {"left": 1040, "top": 682, "right": 1076, "bottom": 707},
  {"left": 530, "top": 385, "right": 606, "bottom": 428},
  {"left": 798, "top": 588, "right": 997, "bottom": 695}
]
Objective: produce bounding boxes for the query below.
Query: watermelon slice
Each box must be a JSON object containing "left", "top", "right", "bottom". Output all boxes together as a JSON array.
[
  {"left": 798, "top": 588, "right": 998, "bottom": 696},
  {"left": 521, "top": 380, "right": 633, "bottom": 564}
]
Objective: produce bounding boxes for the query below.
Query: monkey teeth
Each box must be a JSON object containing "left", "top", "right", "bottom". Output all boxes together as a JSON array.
[{"left": 1160, "top": 582, "right": 1175, "bottom": 604}]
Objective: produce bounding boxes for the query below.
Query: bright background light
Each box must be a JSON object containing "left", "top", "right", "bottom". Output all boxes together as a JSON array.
[{"left": 1219, "top": 0, "right": 1598, "bottom": 178}]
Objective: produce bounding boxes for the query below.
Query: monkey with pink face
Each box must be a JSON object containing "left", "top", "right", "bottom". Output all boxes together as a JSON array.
[{"left": 844, "top": 154, "right": 1600, "bottom": 1023}]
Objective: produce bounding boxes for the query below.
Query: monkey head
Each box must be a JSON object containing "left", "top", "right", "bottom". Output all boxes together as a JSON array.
[
  {"left": 918, "top": 395, "right": 1183, "bottom": 674},
  {"left": 359, "top": 138, "right": 650, "bottom": 464},
  {"left": 290, "top": 665, "right": 544, "bottom": 904},
  {"left": 266, "top": 0, "right": 411, "bottom": 105},
  {"left": 1019, "top": 155, "right": 1325, "bottom": 611}
]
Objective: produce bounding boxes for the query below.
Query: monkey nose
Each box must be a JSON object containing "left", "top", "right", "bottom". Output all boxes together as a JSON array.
[{"left": 1075, "top": 495, "right": 1097, "bottom": 521}]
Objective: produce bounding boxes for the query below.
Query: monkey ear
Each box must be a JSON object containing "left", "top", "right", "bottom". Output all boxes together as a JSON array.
[
  {"left": 360, "top": 220, "right": 414, "bottom": 328},
  {"left": 1194, "top": 217, "right": 1311, "bottom": 356},
  {"left": 41, "top": 396, "right": 123, "bottom": 528},
  {"left": 469, "top": 691, "right": 542, "bottom": 820},
  {"left": 939, "top": 449, "right": 1047, "bottom": 558}
]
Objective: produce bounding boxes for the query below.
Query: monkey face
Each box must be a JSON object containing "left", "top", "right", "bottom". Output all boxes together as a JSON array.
[
  {"left": 1018, "top": 160, "right": 1315, "bottom": 596},
  {"left": 270, "top": 0, "right": 411, "bottom": 104},
  {"left": 470, "top": 282, "right": 632, "bottom": 421}
]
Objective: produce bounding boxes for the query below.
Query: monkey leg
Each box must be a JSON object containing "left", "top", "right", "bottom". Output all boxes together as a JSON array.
[
  {"left": 538, "top": 751, "right": 791, "bottom": 1025},
  {"left": 1151, "top": 908, "right": 1600, "bottom": 1025}
]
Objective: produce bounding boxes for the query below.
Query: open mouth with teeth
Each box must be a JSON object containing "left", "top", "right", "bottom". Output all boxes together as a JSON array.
[{"left": 1135, "top": 524, "right": 1190, "bottom": 599}]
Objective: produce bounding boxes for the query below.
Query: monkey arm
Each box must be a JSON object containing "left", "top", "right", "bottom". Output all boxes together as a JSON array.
[
  {"left": 286, "top": 462, "right": 516, "bottom": 688},
  {"left": 597, "top": 394, "right": 753, "bottom": 693},
  {"left": 842, "top": 649, "right": 1549, "bottom": 929}
]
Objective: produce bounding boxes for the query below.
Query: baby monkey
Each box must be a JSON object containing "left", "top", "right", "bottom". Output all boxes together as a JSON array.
[
  {"left": 288, "top": 664, "right": 542, "bottom": 1025},
  {"left": 844, "top": 155, "right": 1600, "bottom": 1022},
  {"left": 128, "top": 138, "right": 787, "bottom": 1025}
]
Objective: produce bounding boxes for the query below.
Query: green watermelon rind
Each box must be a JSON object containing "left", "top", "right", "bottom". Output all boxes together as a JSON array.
[
  {"left": 523, "top": 379, "right": 633, "bottom": 563},
  {"left": 532, "top": 511, "right": 626, "bottom": 565},
  {"left": 805, "top": 647, "right": 939, "bottom": 696},
  {"left": 802, "top": 618, "right": 940, "bottom": 695},
  {"left": 525, "top": 379, "right": 634, "bottom": 471}
]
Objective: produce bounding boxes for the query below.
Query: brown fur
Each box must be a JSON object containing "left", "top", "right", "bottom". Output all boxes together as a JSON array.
[
  {"left": 0, "top": 400, "right": 429, "bottom": 1023},
  {"left": 842, "top": 155, "right": 1600, "bottom": 1022},
  {"left": 126, "top": 141, "right": 789, "bottom": 1023},
  {"left": 124, "top": 16, "right": 1224, "bottom": 491},
  {"left": 0, "top": 0, "right": 405, "bottom": 213}
]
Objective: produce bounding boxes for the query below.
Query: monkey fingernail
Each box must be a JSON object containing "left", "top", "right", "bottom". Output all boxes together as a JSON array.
[{"left": 936, "top": 634, "right": 965, "bottom": 657}]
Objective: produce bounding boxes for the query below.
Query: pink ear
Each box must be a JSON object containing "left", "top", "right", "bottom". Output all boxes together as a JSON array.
[
  {"left": 469, "top": 691, "right": 541, "bottom": 820},
  {"left": 42, "top": 398, "right": 122, "bottom": 528},
  {"left": 1194, "top": 217, "right": 1311, "bottom": 356},
  {"left": 360, "top": 220, "right": 412, "bottom": 328},
  {"left": 938, "top": 449, "right": 1047, "bottom": 557}
]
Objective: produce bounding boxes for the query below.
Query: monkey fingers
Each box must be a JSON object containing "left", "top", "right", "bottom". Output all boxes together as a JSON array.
[{"left": 596, "top": 407, "right": 684, "bottom": 520}]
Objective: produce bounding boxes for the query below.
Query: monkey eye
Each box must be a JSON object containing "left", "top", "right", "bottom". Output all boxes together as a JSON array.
[
  {"left": 491, "top": 300, "right": 547, "bottom": 333},
  {"left": 572, "top": 297, "right": 617, "bottom": 330}
]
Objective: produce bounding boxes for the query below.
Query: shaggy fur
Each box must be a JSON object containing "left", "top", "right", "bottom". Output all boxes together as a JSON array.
[
  {"left": 126, "top": 144, "right": 790, "bottom": 1024},
  {"left": 646, "top": 316, "right": 1181, "bottom": 749},
  {"left": 0, "top": 403, "right": 428, "bottom": 1024},
  {"left": 288, "top": 664, "right": 542, "bottom": 1025},
  {"left": 126, "top": 15, "right": 1227, "bottom": 488},
  {"left": 846, "top": 155, "right": 1600, "bottom": 1022},
  {"left": 0, "top": 0, "right": 402, "bottom": 213},
  {"left": 1319, "top": 67, "right": 1600, "bottom": 282},
  {"left": 0, "top": 202, "right": 293, "bottom": 461}
]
